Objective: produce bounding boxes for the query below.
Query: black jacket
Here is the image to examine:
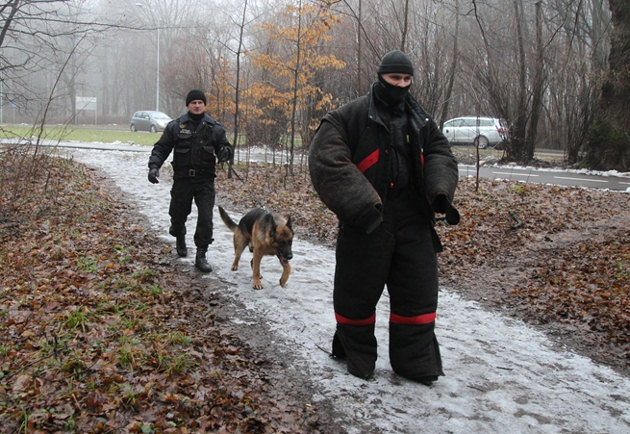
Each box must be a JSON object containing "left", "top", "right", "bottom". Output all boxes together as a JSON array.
[
  {"left": 309, "top": 83, "right": 458, "bottom": 234},
  {"left": 148, "top": 112, "right": 232, "bottom": 178}
]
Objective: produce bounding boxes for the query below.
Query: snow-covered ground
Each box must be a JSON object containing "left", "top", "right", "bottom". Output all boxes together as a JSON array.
[{"left": 63, "top": 142, "right": 629, "bottom": 433}]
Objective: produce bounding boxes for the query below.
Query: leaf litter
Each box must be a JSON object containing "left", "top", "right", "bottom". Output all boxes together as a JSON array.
[{"left": 0, "top": 156, "right": 335, "bottom": 432}]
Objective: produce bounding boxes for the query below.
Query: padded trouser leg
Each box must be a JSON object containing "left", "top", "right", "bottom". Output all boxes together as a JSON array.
[
  {"left": 335, "top": 323, "right": 377, "bottom": 379},
  {"left": 389, "top": 322, "right": 443, "bottom": 384}
]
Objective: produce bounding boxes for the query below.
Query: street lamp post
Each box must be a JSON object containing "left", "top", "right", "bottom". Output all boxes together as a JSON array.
[
  {"left": 155, "top": 27, "right": 160, "bottom": 112},
  {"left": 136, "top": 2, "right": 160, "bottom": 112},
  {"left": 0, "top": 76, "right": 4, "bottom": 124}
]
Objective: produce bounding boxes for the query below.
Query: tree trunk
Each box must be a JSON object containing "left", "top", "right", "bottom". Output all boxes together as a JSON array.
[
  {"left": 439, "top": 0, "right": 459, "bottom": 128},
  {"left": 401, "top": 0, "right": 409, "bottom": 51},
  {"left": 524, "top": 1, "right": 545, "bottom": 162},
  {"left": 584, "top": 0, "right": 630, "bottom": 170},
  {"left": 357, "top": 0, "right": 363, "bottom": 93},
  {"left": 288, "top": 0, "right": 304, "bottom": 175},
  {"left": 231, "top": 0, "right": 248, "bottom": 176}
]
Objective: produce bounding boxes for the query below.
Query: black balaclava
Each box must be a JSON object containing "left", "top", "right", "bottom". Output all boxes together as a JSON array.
[{"left": 373, "top": 50, "right": 414, "bottom": 109}]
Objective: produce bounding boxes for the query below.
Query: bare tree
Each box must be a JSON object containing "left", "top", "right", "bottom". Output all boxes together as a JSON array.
[
  {"left": 523, "top": 1, "right": 545, "bottom": 161},
  {"left": 0, "top": 0, "right": 100, "bottom": 218},
  {"left": 583, "top": 0, "right": 630, "bottom": 170},
  {"left": 400, "top": 0, "right": 410, "bottom": 50},
  {"left": 1, "top": 0, "right": 100, "bottom": 123},
  {"left": 332, "top": 0, "right": 381, "bottom": 97},
  {"left": 542, "top": 0, "right": 609, "bottom": 164},
  {"left": 467, "top": 0, "right": 550, "bottom": 163},
  {"left": 231, "top": 0, "right": 249, "bottom": 166},
  {"left": 438, "top": 0, "right": 460, "bottom": 128}
]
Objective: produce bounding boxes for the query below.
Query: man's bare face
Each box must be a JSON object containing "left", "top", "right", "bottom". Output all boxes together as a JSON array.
[{"left": 188, "top": 100, "right": 206, "bottom": 114}]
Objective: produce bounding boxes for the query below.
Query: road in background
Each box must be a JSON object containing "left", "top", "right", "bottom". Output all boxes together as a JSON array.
[
  {"left": 459, "top": 164, "right": 630, "bottom": 191},
  {"left": 8, "top": 140, "right": 630, "bottom": 191}
]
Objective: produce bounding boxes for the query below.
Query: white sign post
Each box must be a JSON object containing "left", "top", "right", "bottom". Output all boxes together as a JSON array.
[{"left": 76, "top": 96, "right": 97, "bottom": 124}]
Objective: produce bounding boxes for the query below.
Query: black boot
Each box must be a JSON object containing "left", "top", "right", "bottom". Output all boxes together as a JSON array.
[
  {"left": 389, "top": 323, "right": 444, "bottom": 385},
  {"left": 331, "top": 331, "right": 346, "bottom": 359},
  {"left": 169, "top": 226, "right": 187, "bottom": 257},
  {"left": 195, "top": 248, "right": 213, "bottom": 273},
  {"left": 336, "top": 324, "right": 377, "bottom": 380},
  {"left": 175, "top": 234, "right": 187, "bottom": 257}
]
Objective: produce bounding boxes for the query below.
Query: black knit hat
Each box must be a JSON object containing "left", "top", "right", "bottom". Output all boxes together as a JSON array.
[
  {"left": 186, "top": 89, "right": 207, "bottom": 105},
  {"left": 377, "top": 50, "right": 414, "bottom": 76}
]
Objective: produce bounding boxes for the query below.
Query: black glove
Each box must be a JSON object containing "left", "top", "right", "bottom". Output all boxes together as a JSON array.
[
  {"left": 148, "top": 167, "right": 160, "bottom": 184},
  {"left": 433, "top": 195, "right": 450, "bottom": 213},
  {"left": 433, "top": 195, "right": 460, "bottom": 225},
  {"left": 217, "top": 146, "right": 232, "bottom": 163}
]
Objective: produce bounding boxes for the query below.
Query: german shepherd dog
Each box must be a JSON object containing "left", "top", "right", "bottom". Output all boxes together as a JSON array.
[{"left": 218, "top": 206, "right": 293, "bottom": 289}]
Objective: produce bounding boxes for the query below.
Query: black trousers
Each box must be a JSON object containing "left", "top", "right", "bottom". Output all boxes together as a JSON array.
[
  {"left": 333, "top": 191, "right": 443, "bottom": 379},
  {"left": 168, "top": 177, "right": 215, "bottom": 248}
]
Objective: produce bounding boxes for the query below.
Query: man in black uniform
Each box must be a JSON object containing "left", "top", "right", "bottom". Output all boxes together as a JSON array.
[
  {"left": 309, "top": 51, "right": 459, "bottom": 383},
  {"left": 148, "top": 89, "right": 233, "bottom": 272}
]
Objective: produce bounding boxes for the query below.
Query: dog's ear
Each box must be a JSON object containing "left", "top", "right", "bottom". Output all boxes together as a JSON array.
[
  {"left": 285, "top": 215, "right": 292, "bottom": 230},
  {"left": 264, "top": 214, "right": 277, "bottom": 232}
]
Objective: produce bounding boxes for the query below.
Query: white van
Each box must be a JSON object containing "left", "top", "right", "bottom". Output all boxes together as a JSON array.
[{"left": 442, "top": 117, "right": 509, "bottom": 149}]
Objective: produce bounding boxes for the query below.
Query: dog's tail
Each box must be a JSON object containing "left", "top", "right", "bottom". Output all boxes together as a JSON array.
[{"left": 218, "top": 206, "right": 238, "bottom": 232}]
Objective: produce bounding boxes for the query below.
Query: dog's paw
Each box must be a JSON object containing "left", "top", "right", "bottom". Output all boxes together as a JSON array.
[{"left": 253, "top": 280, "right": 264, "bottom": 290}]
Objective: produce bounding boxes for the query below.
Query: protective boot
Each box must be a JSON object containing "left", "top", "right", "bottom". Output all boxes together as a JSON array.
[
  {"left": 194, "top": 247, "right": 213, "bottom": 273},
  {"left": 389, "top": 323, "right": 443, "bottom": 385},
  {"left": 336, "top": 324, "right": 377, "bottom": 380},
  {"left": 331, "top": 331, "right": 346, "bottom": 359},
  {"left": 175, "top": 234, "right": 187, "bottom": 257}
]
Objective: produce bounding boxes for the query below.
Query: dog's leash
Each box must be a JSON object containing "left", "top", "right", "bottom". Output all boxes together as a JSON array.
[{"left": 225, "top": 162, "right": 266, "bottom": 210}]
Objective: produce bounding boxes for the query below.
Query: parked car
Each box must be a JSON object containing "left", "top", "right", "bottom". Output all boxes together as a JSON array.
[
  {"left": 130, "top": 111, "right": 172, "bottom": 133},
  {"left": 441, "top": 116, "right": 509, "bottom": 149}
]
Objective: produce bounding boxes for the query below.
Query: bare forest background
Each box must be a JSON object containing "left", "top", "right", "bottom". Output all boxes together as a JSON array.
[{"left": 1, "top": 0, "right": 629, "bottom": 171}]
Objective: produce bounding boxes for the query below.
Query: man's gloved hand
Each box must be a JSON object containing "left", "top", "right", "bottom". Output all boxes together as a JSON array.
[
  {"left": 217, "top": 146, "right": 232, "bottom": 163},
  {"left": 433, "top": 195, "right": 450, "bottom": 213},
  {"left": 433, "top": 195, "right": 460, "bottom": 225},
  {"left": 148, "top": 167, "right": 160, "bottom": 184}
]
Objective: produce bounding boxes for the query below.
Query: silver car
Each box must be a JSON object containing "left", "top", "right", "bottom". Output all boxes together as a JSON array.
[
  {"left": 130, "top": 111, "right": 172, "bottom": 133},
  {"left": 442, "top": 116, "right": 509, "bottom": 149}
]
